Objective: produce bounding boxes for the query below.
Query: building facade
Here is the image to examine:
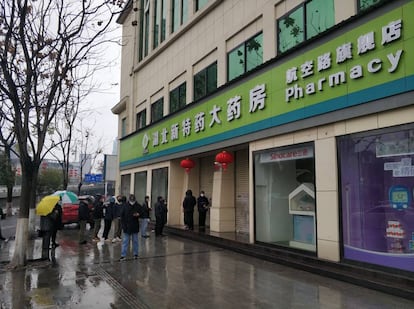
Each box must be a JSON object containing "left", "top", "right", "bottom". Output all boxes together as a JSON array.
[{"left": 112, "top": 0, "right": 414, "bottom": 274}]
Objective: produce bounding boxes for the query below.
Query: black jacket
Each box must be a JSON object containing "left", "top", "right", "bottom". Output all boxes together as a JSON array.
[
  {"left": 78, "top": 201, "right": 90, "bottom": 221},
  {"left": 183, "top": 191, "right": 196, "bottom": 212},
  {"left": 93, "top": 201, "right": 104, "bottom": 219},
  {"left": 104, "top": 202, "right": 114, "bottom": 220},
  {"left": 138, "top": 201, "right": 150, "bottom": 219},
  {"left": 155, "top": 200, "right": 168, "bottom": 223},
  {"left": 197, "top": 195, "right": 209, "bottom": 212},
  {"left": 120, "top": 201, "right": 140, "bottom": 234}
]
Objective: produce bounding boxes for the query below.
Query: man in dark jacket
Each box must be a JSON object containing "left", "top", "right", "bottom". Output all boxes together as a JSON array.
[
  {"left": 119, "top": 194, "right": 140, "bottom": 260},
  {"left": 138, "top": 195, "right": 151, "bottom": 238},
  {"left": 51, "top": 199, "right": 63, "bottom": 248},
  {"left": 112, "top": 195, "right": 124, "bottom": 242},
  {"left": 155, "top": 196, "right": 168, "bottom": 236},
  {"left": 182, "top": 189, "right": 196, "bottom": 230},
  {"left": 92, "top": 195, "right": 104, "bottom": 241},
  {"left": 78, "top": 197, "right": 91, "bottom": 244},
  {"left": 197, "top": 191, "right": 209, "bottom": 230},
  {"left": 102, "top": 197, "right": 115, "bottom": 241}
]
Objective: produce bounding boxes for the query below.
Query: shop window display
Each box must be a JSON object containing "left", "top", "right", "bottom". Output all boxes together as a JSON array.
[
  {"left": 338, "top": 125, "right": 414, "bottom": 272},
  {"left": 254, "top": 143, "right": 316, "bottom": 252}
]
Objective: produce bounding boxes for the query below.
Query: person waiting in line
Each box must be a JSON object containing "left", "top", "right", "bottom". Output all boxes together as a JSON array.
[
  {"left": 40, "top": 202, "right": 61, "bottom": 260},
  {"left": 155, "top": 196, "right": 168, "bottom": 236},
  {"left": 78, "top": 197, "right": 91, "bottom": 245},
  {"left": 139, "top": 195, "right": 151, "bottom": 238},
  {"left": 92, "top": 195, "right": 104, "bottom": 241},
  {"left": 119, "top": 194, "right": 140, "bottom": 261},
  {"left": 0, "top": 207, "right": 6, "bottom": 240},
  {"left": 51, "top": 197, "right": 63, "bottom": 248},
  {"left": 197, "top": 191, "right": 210, "bottom": 231},
  {"left": 182, "top": 189, "right": 196, "bottom": 230},
  {"left": 112, "top": 195, "right": 124, "bottom": 243},
  {"left": 102, "top": 196, "right": 115, "bottom": 241}
]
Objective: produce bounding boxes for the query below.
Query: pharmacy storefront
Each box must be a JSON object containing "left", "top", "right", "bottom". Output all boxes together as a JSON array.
[
  {"left": 339, "top": 125, "right": 414, "bottom": 272},
  {"left": 119, "top": 1, "right": 414, "bottom": 272}
]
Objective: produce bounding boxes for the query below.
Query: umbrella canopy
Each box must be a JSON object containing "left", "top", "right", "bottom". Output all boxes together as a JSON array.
[
  {"left": 52, "top": 190, "right": 78, "bottom": 204},
  {"left": 36, "top": 195, "right": 60, "bottom": 216}
]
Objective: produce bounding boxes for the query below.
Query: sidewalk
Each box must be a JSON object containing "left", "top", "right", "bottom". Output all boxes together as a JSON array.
[{"left": 1, "top": 227, "right": 414, "bottom": 308}]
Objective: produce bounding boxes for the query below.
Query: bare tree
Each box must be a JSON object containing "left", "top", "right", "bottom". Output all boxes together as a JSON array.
[
  {"left": 0, "top": 0, "right": 122, "bottom": 267},
  {"left": 0, "top": 115, "right": 17, "bottom": 216}
]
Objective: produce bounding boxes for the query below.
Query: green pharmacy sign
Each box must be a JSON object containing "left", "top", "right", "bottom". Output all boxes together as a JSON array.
[{"left": 120, "top": 2, "right": 414, "bottom": 168}]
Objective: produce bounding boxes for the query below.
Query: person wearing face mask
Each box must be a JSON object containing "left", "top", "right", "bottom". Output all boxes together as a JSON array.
[
  {"left": 119, "top": 194, "right": 141, "bottom": 260},
  {"left": 138, "top": 196, "right": 151, "bottom": 238},
  {"left": 197, "top": 191, "right": 209, "bottom": 231},
  {"left": 155, "top": 196, "right": 168, "bottom": 237},
  {"left": 112, "top": 195, "right": 125, "bottom": 242}
]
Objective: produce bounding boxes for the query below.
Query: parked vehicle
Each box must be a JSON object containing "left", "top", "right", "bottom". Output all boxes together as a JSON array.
[{"left": 62, "top": 195, "right": 94, "bottom": 226}]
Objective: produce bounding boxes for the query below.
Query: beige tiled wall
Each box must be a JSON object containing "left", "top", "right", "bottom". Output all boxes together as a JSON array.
[{"left": 121, "top": 0, "right": 358, "bottom": 136}]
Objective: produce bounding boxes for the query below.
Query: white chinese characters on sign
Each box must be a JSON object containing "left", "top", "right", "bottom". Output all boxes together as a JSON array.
[
  {"left": 285, "top": 19, "right": 404, "bottom": 103},
  {"left": 227, "top": 96, "right": 241, "bottom": 121},
  {"left": 382, "top": 19, "right": 402, "bottom": 45},
  {"left": 182, "top": 118, "right": 191, "bottom": 137},
  {"left": 209, "top": 105, "right": 222, "bottom": 127},
  {"left": 194, "top": 112, "right": 205, "bottom": 133},
  {"left": 250, "top": 84, "right": 266, "bottom": 113},
  {"left": 143, "top": 84, "right": 267, "bottom": 151}
]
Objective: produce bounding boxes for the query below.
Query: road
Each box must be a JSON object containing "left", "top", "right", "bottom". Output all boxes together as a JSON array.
[
  {"left": 0, "top": 214, "right": 17, "bottom": 239},
  {"left": 1, "top": 217, "right": 414, "bottom": 308}
]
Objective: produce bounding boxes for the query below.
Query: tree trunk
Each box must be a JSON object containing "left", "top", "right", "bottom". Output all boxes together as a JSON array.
[
  {"left": 6, "top": 186, "right": 13, "bottom": 216},
  {"left": 10, "top": 164, "right": 36, "bottom": 267}
]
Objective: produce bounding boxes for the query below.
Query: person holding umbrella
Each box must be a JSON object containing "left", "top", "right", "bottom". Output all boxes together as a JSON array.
[
  {"left": 51, "top": 197, "right": 63, "bottom": 248},
  {"left": 36, "top": 195, "right": 61, "bottom": 260}
]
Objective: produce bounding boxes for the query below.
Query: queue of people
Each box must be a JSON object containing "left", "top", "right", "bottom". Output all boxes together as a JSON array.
[{"left": 43, "top": 189, "right": 209, "bottom": 261}]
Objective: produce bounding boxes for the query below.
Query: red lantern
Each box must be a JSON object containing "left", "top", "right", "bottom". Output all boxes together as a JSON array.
[
  {"left": 180, "top": 158, "right": 195, "bottom": 173},
  {"left": 215, "top": 151, "right": 234, "bottom": 171}
]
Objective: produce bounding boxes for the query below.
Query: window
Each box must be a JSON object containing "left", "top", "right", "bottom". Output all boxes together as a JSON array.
[
  {"left": 172, "top": 0, "right": 188, "bottom": 33},
  {"left": 136, "top": 109, "right": 147, "bottom": 131},
  {"left": 228, "top": 32, "right": 263, "bottom": 82},
  {"left": 153, "top": 0, "right": 167, "bottom": 48},
  {"left": 134, "top": 171, "right": 147, "bottom": 204},
  {"left": 169, "top": 83, "right": 186, "bottom": 113},
  {"left": 338, "top": 125, "right": 414, "bottom": 272},
  {"left": 151, "top": 98, "right": 164, "bottom": 123},
  {"left": 151, "top": 167, "right": 168, "bottom": 220},
  {"left": 121, "top": 117, "right": 127, "bottom": 137},
  {"left": 277, "top": 0, "right": 335, "bottom": 53},
  {"left": 139, "top": 0, "right": 151, "bottom": 60},
  {"left": 196, "top": 0, "right": 208, "bottom": 11},
  {"left": 194, "top": 62, "right": 217, "bottom": 101},
  {"left": 254, "top": 143, "right": 316, "bottom": 252},
  {"left": 358, "top": 0, "right": 388, "bottom": 12}
]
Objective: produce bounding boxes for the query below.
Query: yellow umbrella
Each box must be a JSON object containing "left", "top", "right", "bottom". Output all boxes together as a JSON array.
[{"left": 36, "top": 195, "right": 60, "bottom": 216}]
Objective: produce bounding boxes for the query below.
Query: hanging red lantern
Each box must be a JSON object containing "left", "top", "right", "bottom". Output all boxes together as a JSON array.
[
  {"left": 180, "top": 158, "right": 195, "bottom": 173},
  {"left": 215, "top": 151, "right": 234, "bottom": 171}
]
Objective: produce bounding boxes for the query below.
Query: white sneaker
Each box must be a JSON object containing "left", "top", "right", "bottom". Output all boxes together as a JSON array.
[
  {"left": 112, "top": 238, "right": 117, "bottom": 243},
  {"left": 117, "top": 237, "right": 122, "bottom": 242}
]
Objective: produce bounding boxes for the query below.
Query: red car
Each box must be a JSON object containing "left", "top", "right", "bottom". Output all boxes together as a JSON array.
[{"left": 61, "top": 196, "right": 94, "bottom": 226}]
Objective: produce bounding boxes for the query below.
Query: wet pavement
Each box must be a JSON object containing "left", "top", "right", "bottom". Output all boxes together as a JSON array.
[{"left": 1, "top": 221, "right": 414, "bottom": 308}]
